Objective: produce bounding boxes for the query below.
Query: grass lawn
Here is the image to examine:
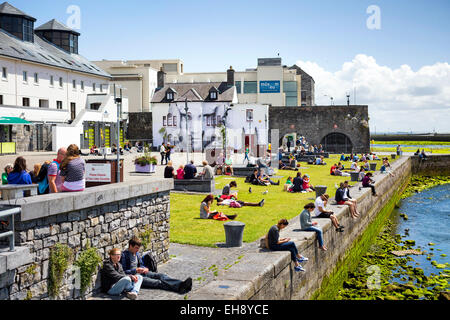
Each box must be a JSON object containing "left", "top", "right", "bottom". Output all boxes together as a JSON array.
[
  {"left": 371, "top": 141, "right": 450, "bottom": 154},
  {"left": 169, "top": 155, "right": 390, "bottom": 247}
]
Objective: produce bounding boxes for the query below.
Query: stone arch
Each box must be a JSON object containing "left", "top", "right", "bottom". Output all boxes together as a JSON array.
[{"left": 320, "top": 132, "right": 353, "bottom": 153}]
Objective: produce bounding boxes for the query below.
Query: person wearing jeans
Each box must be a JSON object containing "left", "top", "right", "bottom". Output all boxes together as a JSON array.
[
  {"left": 300, "top": 203, "right": 327, "bottom": 250},
  {"left": 362, "top": 172, "right": 377, "bottom": 196},
  {"left": 101, "top": 248, "right": 143, "bottom": 300},
  {"left": 267, "top": 219, "right": 308, "bottom": 272},
  {"left": 120, "top": 237, "right": 192, "bottom": 294}
]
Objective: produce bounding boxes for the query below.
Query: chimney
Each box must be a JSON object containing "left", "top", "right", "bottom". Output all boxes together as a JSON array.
[
  {"left": 227, "top": 66, "right": 235, "bottom": 87},
  {"left": 157, "top": 67, "right": 166, "bottom": 88}
]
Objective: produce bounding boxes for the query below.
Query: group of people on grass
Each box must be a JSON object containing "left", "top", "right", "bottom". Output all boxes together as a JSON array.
[
  {"left": 101, "top": 237, "right": 192, "bottom": 300},
  {"left": 283, "top": 172, "right": 315, "bottom": 193},
  {"left": 2, "top": 144, "right": 86, "bottom": 194}
]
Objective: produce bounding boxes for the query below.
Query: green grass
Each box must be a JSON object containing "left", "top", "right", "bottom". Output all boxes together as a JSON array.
[
  {"left": 170, "top": 155, "right": 389, "bottom": 247},
  {"left": 371, "top": 141, "right": 450, "bottom": 154},
  {"left": 372, "top": 141, "right": 450, "bottom": 146}
]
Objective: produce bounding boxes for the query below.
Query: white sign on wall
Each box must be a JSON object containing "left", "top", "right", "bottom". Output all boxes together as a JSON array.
[{"left": 85, "top": 163, "right": 111, "bottom": 182}]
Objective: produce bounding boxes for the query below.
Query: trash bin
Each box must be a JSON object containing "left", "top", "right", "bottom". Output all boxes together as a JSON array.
[
  {"left": 369, "top": 163, "right": 377, "bottom": 171},
  {"left": 391, "top": 154, "right": 396, "bottom": 160},
  {"left": 350, "top": 171, "right": 360, "bottom": 182},
  {"left": 315, "top": 185, "right": 328, "bottom": 199},
  {"left": 223, "top": 221, "right": 245, "bottom": 247}
]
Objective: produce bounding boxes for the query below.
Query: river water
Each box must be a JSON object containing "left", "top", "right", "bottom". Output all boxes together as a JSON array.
[{"left": 392, "top": 183, "right": 450, "bottom": 279}]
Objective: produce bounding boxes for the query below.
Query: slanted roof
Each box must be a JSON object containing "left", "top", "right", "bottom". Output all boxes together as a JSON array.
[
  {"left": 36, "top": 19, "right": 80, "bottom": 36},
  {"left": 152, "top": 82, "right": 235, "bottom": 103},
  {"left": 0, "top": 28, "right": 110, "bottom": 78},
  {"left": 0, "top": 2, "right": 36, "bottom": 21}
]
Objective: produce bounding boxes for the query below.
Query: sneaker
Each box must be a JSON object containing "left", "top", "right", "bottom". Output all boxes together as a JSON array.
[
  {"left": 249, "top": 187, "right": 252, "bottom": 193},
  {"left": 126, "top": 291, "right": 138, "bottom": 300},
  {"left": 336, "top": 226, "right": 345, "bottom": 232},
  {"left": 294, "top": 265, "right": 305, "bottom": 272},
  {"left": 259, "top": 199, "right": 265, "bottom": 207},
  {"left": 297, "top": 256, "right": 309, "bottom": 263}
]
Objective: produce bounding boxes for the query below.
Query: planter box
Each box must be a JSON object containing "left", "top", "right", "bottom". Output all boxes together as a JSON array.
[{"left": 135, "top": 163, "right": 156, "bottom": 173}]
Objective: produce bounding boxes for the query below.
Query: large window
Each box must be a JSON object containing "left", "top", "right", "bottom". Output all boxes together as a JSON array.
[
  {"left": 0, "top": 16, "right": 34, "bottom": 42},
  {"left": 283, "top": 81, "right": 298, "bottom": 106},
  {"left": 243, "top": 81, "right": 257, "bottom": 94},
  {"left": 235, "top": 81, "right": 241, "bottom": 94},
  {"left": 35, "top": 30, "right": 78, "bottom": 53}
]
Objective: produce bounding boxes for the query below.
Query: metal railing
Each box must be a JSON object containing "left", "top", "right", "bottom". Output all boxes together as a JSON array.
[{"left": 0, "top": 206, "right": 21, "bottom": 252}]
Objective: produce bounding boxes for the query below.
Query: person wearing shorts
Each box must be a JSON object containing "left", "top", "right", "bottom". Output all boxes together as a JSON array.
[{"left": 314, "top": 194, "right": 344, "bottom": 232}]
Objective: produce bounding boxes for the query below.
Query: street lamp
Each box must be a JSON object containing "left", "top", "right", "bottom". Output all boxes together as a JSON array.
[
  {"left": 184, "top": 98, "right": 189, "bottom": 163},
  {"left": 346, "top": 93, "right": 350, "bottom": 106}
]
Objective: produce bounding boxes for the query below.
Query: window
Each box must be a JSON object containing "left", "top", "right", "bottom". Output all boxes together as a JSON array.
[
  {"left": 243, "top": 81, "right": 257, "bottom": 94},
  {"left": 56, "top": 101, "right": 63, "bottom": 109},
  {"left": 163, "top": 116, "right": 167, "bottom": 126},
  {"left": 173, "top": 116, "right": 177, "bottom": 126},
  {"left": 167, "top": 113, "right": 173, "bottom": 126},
  {"left": 0, "top": 95, "right": 3, "bottom": 105},
  {"left": 93, "top": 83, "right": 96, "bottom": 91},
  {"left": 72, "top": 80, "right": 76, "bottom": 89},
  {"left": 23, "top": 71, "right": 28, "bottom": 82},
  {"left": 70, "top": 103, "right": 76, "bottom": 120},
  {"left": 81, "top": 81, "right": 84, "bottom": 91},
  {"left": 50, "top": 75, "right": 54, "bottom": 86},
  {"left": 100, "top": 84, "right": 103, "bottom": 93},
  {"left": 212, "top": 115, "right": 216, "bottom": 126},
  {"left": 2, "top": 67, "right": 6, "bottom": 79},
  {"left": 210, "top": 91, "right": 217, "bottom": 100},
  {"left": 39, "top": 99, "right": 49, "bottom": 108},
  {"left": 217, "top": 115, "right": 222, "bottom": 125},
  {"left": 246, "top": 109, "right": 253, "bottom": 122},
  {"left": 59, "top": 77, "right": 63, "bottom": 87},
  {"left": 90, "top": 103, "right": 101, "bottom": 110},
  {"left": 206, "top": 115, "right": 211, "bottom": 127},
  {"left": 166, "top": 92, "right": 173, "bottom": 100},
  {"left": 22, "top": 97, "right": 30, "bottom": 107},
  {"left": 34, "top": 73, "right": 39, "bottom": 84}
]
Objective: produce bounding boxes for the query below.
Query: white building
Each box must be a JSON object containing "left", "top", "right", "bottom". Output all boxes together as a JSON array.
[
  {"left": 0, "top": 2, "right": 127, "bottom": 153},
  {"left": 151, "top": 79, "right": 268, "bottom": 156}
]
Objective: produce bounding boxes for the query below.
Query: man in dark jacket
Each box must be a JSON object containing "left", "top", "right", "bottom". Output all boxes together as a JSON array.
[
  {"left": 120, "top": 237, "right": 192, "bottom": 294},
  {"left": 292, "top": 172, "right": 303, "bottom": 192},
  {"left": 101, "top": 248, "right": 143, "bottom": 299},
  {"left": 183, "top": 160, "right": 197, "bottom": 179}
]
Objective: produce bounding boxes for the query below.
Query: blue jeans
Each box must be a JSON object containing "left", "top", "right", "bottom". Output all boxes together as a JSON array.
[
  {"left": 107, "top": 275, "right": 143, "bottom": 296},
  {"left": 270, "top": 241, "right": 298, "bottom": 262},
  {"left": 303, "top": 226, "right": 324, "bottom": 247},
  {"left": 141, "top": 272, "right": 183, "bottom": 292}
]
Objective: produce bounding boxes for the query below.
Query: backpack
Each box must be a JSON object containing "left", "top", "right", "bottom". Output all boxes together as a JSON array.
[
  {"left": 142, "top": 253, "right": 158, "bottom": 272},
  {"left": 37, "top": 163, "right": 49, "bottom": 194}
]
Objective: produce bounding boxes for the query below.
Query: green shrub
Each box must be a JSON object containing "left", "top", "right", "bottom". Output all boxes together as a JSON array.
[
  {"left": 74, "top": 241, "right": 103, "bottom": 295},
  {"left": 48, "top": 243, "right": 73, "bottom": 298}
]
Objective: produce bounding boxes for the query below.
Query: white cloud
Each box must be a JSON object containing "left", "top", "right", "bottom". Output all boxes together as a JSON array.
[{"left": 295, "top": 54, "right": 450, "bottom": 133}]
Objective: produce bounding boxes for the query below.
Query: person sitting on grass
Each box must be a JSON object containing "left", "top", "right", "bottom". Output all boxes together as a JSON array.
[
  {"left": 279, "top": 160, "right": 298, "bottom": 171},
  {"left": 302, "top": 174, "right": 315, "bottom": 192},
  {"left": 300, "top": 203, "right": 327, "bottom": 251},
  {"left": 257, "top": 168, "right": 280, "bottom": 186},
  {"left": 362, "top": 172, "right": 377, "bottom": 196},
  {"left": 314, "top": 194, "right": 344, "bottom": 232},
  {"left": 315, "top": 156, "right": 326, "bottom": 165},
  {"left": 246, "top": 169, "right": 261, "bottom": 185},
  {"left": 362, "top": 159, "right": 370, "bottom": 171},
  {"left": 221, "top": 181, "right": 238, "bottom": 199},
  {"left": 291, "top": 172, "right": 304, "bottom": 193},
  {"left": 284, "top": 176, "right": 294, "bottom": 192},
  {"left": 101, "top": 248, "right": 143, "bottom": 300},
  {"left": 120, "top": 237, "right": 192, "bottom": 294},
  {"left": 267, "top": 219, "right": 308, "bottom": 272},
  {"left": 335, "top": 182, "right": 360, "bottom": 219},
  {"left": 351, "top": 161, "right": 360, "bottom": 172},
  {"left": 216, "top": 197, "right": 265, "bottom": 208},
  {"left": 340, "top": 153, "right": 346, "bottom": 161},
  {"left": 200, "top": 194, "right": 237, "bottom": 220},
  {"left": 330, "top": 163, "right": 337, "bottom": 175}
]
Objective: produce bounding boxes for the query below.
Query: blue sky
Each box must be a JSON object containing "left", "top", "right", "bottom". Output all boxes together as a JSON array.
[
  {"left": 6, "top": 0, "right": 450, "bottom": 132},
  {"left": 10, "top": 0, "right": 450, "bottom": 72}
]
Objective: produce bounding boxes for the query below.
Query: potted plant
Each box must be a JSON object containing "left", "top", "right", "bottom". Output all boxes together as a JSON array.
[{"left": 134, "top": 153, "right": 157, "bottom": 173}]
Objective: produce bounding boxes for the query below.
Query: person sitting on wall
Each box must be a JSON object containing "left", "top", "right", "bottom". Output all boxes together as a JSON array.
[
  {"left": 101, "top": 248, "right": 143, "bottom": 300},
  {"left": 307, "top": 145, "right": 314, "bottom": 155},
  {"left": 198, "top": 161, "right": 214, "bottom": 180},
  {"left": 90, "top": 144, "right": 99, "bottom": 155},
  {"left": 2, "top": 164, "right": 13, "bottom": 185},
  {"left": 200, "top": 194, "right": 237, "bottom": 221},
  {"left": 183, "top": 160, "right": 197, "bottom": 179},
  {"left": 164, "top": 161, "right": 175, "bottom": 178},
  {"left": 266, "top": 219, "right": 308, "bottom": 272},
  {"left": 358, "top": 167, "right": 366, "bottom": 182},
  {"left": 335, "top": 181, "right": 360, "bottom": 219},
  {"left": 224, "top": 157, "right": 234, "bottom": 176},
  {"left": 362, "top": 159, "right": 370, "bottom": 171},
  {"left": 176, "top": 165, "right": 185, "bottom": 180},
  {"left": 300, "top": 147, "right": 306, "bottom": 156},
  {"left": 300, "top": 203, "right": 327, "bottom": 251},
  {"left": 362, "top": 172, "right": 377, "bottom": 196},
  {"left": 215, "top": 153, "right": 225, "bottom": 175},
  {"left": 7, "top": 156, "right": 32, "bottom": 185},
  {"left": 380, "top": 158, "right": 395, "bottom": 177},
  {"left": 419, "top": 149, "right": 428, "bottom": 161},
  {"left": 120, "top": 237, "right": 192, "bottom": 294},
  {"left": 314, "top": 194, "right": 344, "bottom": 232},
  {"left": 414, "top": 149, "right": 420, "bottom": 156}
]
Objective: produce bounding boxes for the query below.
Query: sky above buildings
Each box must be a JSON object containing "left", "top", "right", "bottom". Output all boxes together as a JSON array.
[{"left": 9, "top": 0, "right": 450, "bottom": 133}]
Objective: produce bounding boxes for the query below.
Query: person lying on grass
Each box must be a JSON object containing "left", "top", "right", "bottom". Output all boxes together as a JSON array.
[
  {"left": 216, "top": 196, "right": 265, "bottom": 208},
  {"left": 200, "top": 194, "right": 237, "bottom": 221}
]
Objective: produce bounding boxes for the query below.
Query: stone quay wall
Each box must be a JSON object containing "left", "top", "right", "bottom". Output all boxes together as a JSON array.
[
  {"left": 411, "top": 154, "right": 450, "bottom": 175},
  {"left": 187, "top": 156, "right": 420, "bottom": 300},
  {"left": 0, "top": 178, "right": 173, "bottom": 300}
]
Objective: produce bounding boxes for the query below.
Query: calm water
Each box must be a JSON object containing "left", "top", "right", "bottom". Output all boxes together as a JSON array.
[
  {"left": 392, "top": 183, "right": 450, "bottom": 278},
  {"left": 373, "top": 144, "right": 450, "bottom": 149}
]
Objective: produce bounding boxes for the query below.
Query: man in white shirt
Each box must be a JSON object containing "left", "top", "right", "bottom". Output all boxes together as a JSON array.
[
  {"left": 160, "top": 144, "right": 167, "bottom": 165},
  {"left": 314, "top": 194, "right": 344, "bottom": 232}
]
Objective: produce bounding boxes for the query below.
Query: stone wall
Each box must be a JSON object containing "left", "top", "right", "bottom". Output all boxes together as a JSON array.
[
  {"left": 268, "top": 105, "right": 370, "bottom": 153},
  {"left": 0, "top": 178, "right": 173, "bottom": 300},
  {"left": 411, "top": 154, "right": 450, "bottom": 175}
]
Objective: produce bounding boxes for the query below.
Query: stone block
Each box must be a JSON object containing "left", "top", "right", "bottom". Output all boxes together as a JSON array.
[
  {"left": 0, "top": 255, "right": 6, "bottom": 274},
  {"left": 43, "top": 236, "right": 58, "bottom": 248},
  {"left": 73, "top": 192, "right": 96, "bottom": 211},
  {"left": 34, "top": 226, "right": 51, "bottom": 239},
  {"left": 0, "top": 246, "right": 32, "bottom": 271},
  {"left": 48, "top": 194, "right": 74, "bottom": 216}
]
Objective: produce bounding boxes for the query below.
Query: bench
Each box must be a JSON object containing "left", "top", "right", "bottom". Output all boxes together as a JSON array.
[
  {"left": 0, "top": 184, "right": 38, "bottom": 200},
  {"left": 232, "top": 166, "right": 258, "bottom": 177},
  {"left": 172, "top": 178, "right": 215, "bottom": 193}
]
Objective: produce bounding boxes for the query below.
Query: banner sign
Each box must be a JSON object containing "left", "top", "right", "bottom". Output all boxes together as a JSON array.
[{"left": 259, "top": 81, "right": 280, "bottom": 93}]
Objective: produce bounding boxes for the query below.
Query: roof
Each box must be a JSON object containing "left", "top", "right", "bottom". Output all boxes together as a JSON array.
[
  {"left": 289, "top": 64, "right": 315, "bottom": 82},
  {"left": 36, "top": 19, "right": 80, "bottom": 36},
  {"left": 152, "top": 82, "right": 235, "bottom": 103},
  {"left": 0, "top": 2, "right": 36, "bottom": 21},
  {"left": 0, "top": 28, "right": 110, "bottom": 78}
]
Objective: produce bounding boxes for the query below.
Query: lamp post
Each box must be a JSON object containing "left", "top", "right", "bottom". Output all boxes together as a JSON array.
[
  {"left": 346, "top": 93, "right": 350, "bottom": 106},
  {"left": 184, "top": 98, "right": 189, "bottom": 164},
  {"left": 113, "top": 84, "right": 122, "bottom": 184}
]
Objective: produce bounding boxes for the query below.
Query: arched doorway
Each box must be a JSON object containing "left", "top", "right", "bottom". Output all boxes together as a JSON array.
[{"left": 320, "top": 133, "right": 353, "bottom": 153}]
